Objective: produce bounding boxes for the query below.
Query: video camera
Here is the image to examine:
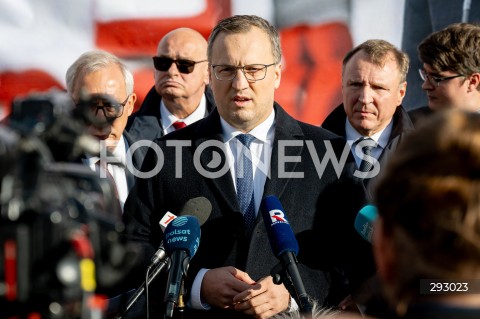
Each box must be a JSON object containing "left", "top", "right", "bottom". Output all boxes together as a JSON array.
[{"left": 0, "top": 90, "right": 139, "bottom": 319}]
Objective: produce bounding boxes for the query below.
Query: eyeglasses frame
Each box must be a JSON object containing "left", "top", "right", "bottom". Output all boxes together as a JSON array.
[
  {"left": 91, "top": 94, "right": 130, "bottom": 121},
  {"left": 418, "top": 68, "right": 465, "bottom": 87},
  {"left": 211, "top": 63, "right": 277, "bottom": 82}
]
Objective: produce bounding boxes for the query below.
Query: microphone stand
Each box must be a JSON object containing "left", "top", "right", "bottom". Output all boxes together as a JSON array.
[
  {"left": 116, "top": 258, "right": 170, "bottom": 319},
  {"left": 173, "top": 281, "right": 185, "bottom": 319},
  {"left": 270, "top": 256, "right": 313, "bottom": 316}
]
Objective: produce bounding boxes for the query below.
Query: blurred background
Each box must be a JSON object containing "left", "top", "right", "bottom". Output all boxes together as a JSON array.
[{"left": 0, "top": 0, "right": 406, "bottom": 125}]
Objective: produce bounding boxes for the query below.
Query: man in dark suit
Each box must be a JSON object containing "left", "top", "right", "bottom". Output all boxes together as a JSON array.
[
  {"left": 127, "top": 28, "right": 216, "bottom": 141},
  {"left": 322, "top": 40, "right": 415, "bottom": 317},
  {"left": 322, "top": 39, "right": 414, "bottom": 190},
  {"left": 123, "top": 15, "right": 372, "bottom": 319},
  {"left": 66, "top": 50, "right": 146, "bottom": 211}
]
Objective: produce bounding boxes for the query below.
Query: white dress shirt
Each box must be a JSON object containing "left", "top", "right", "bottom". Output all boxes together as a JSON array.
[
  {"left": 160, "top": 94, "right": 207, "bottom": 135},
  {"left": 84, "top": 136, "right": 132, "bottom": 211},
  {"left": 189, "top": 109, "right": 277, "bottom": 310},
  {"left": 222, "top": 111, "right": 275, "bottom": 215},
  {"left": 345, "top": 118, "right": 393, "bottom": 167}
]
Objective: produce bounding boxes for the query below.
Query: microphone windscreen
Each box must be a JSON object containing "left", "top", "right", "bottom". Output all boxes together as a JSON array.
[
  {"left": 163, "top": 216, "right": 201, "bottom": 257},
  {"left": 354, "top": 205, "right": 378, "bottom": 243},
  {"left": 261, "top": 195, "right": 299, "bottom": 257},
  {"left": 179, "top": 197, "right": 212, "bottom": 226}
]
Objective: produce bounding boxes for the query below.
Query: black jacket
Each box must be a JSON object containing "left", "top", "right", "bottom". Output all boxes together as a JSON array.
[
  {"left": 322, "top": 104, "right": 414, "bottom": 316},
  {"left": 322, "top": 104, "right": 414, "bottom": 188},
  {"left": 126, "top": 86, "right": 216, "bottom": 142},
  {"left": 122, "top": 104, "right": 374, "bottom": 318},
  {"left": 407, "top": 106, "right": 433, "bottom": 126}
]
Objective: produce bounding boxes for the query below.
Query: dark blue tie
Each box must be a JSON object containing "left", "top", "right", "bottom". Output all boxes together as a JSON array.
[
  {"left": 236, "top": 134, "right": 256, "bottom": 234},
  {"left": 356, "top": 137, "right": 376, "bottom": 172}
]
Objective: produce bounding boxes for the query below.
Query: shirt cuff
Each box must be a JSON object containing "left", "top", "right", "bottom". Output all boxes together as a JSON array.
[
  {"left": 188, "top": 268, "right": 211, "bottom": 310},
  {"left": 288, "top": 296, "right": 299, "bottom": 312}
]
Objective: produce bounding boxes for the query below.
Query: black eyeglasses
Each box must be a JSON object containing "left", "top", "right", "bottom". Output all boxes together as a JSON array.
[
  {"left": 418, "top": 69, "right": 464, "bottom": 87},
  {"left": 152, "top": 57, "right": 208, "bottom": 74},
  {"left": 212, "top": 63, "right": 276, "bottom": 82},
  {"left": 78, "top": 94, "right": 130, "bottom": 121}
]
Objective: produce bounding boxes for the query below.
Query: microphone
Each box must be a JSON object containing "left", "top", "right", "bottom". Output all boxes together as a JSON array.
[
  {"left": 147, "top": 197, "right": 212, "bottom": 271},
  {"left": 260, "top": 195, "right": 312, "bottom": 314},
  {"left": 117, "top": 198, "right": 211, "bottom": 318},
  {"left": 163, "top": 216, "right": 201, "bottom": 318},
  {"left": 354, "top": 205, "right": 378, "bottom": 243}
]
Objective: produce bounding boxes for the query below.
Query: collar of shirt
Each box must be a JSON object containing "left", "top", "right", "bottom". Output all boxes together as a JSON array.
[
  {"left": 220, "top": 109, "right": 275, "bottom": 146},
  {"left": 83, "top": 136, "right": 130, "bottom": 210},
  {"left": 84, "top": 135, "right": 128, "bottom": 167},
  {"left": 345, "top": 118, "right": 393, "bottom": 165},
  {"left": 160, "top": 94, "right": 207, "bottom": 134},
  {"left": 220, "top": 109, "right": 275, "bottom": 214},
  {"left": 345, "top": 118, "right": 393, "bottom": 150}
]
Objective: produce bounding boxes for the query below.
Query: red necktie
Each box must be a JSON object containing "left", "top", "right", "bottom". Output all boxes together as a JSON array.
[{"left": 172, "top": 121, "right": 187, "bottom": 130}]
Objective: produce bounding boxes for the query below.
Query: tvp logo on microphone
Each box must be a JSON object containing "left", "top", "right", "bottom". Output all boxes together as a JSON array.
[{"left": 269, "top": 209, "right": 289, "bottom": 225}]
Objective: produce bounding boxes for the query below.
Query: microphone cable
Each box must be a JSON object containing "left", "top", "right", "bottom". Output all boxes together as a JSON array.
[{"left": 145, "top": 266, "right": 151, "bottom": 319}]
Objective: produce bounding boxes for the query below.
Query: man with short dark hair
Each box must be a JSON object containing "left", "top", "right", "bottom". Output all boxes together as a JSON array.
[
  {"left": 410, "top": 23, "right": 480, "bottom": 125},
  {"left": 123, "top": 15, "right": 372, "bottom": 319}
]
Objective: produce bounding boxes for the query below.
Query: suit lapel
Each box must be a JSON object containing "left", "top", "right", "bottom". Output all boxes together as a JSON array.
[
  {"left": 122, "top": 132, "right": 140, "bottom": 189},
  {"left": 193, "top": 105, "right": 305, "bottom": 220},
  {"left": 263, "top": 104, "right": 305, "bottom": 200},
  {"left": 193, "top": 110, "right": 240, "bottom": 214}
]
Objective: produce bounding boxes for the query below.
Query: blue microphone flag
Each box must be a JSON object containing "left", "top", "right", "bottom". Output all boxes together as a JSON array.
[
  {"left": 163, "top": 215, "right": 201, "bottom": 257},
  {"left": 261, "top": 195, "right": 299, "bottom": 257},
  {"left": 354, "top": 205, "right": 378, "bottom": 243}
]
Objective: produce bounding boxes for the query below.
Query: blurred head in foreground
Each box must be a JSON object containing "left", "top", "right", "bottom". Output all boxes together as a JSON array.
[{"left": 374, "top": 109, "right": 480, "bottom": 315}]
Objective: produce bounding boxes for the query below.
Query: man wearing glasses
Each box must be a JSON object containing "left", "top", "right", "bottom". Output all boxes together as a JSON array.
[
  {"left": 127, "top": 27, "right": 216, "bottom": 142},
  {"left": 123, "top": 15, "right": 371, "bottom": 319},
  {"left": 66, "top": 50, "right": 146, "bottom": 211},
  {"left": 409, "top": 23, "right": 480, "bottom": 124}
]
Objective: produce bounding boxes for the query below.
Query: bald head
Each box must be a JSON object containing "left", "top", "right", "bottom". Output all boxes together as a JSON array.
[
  {"left": 154, "top": 28, "right": 209, "bottom": 118},
  {"left": 157, "top": 28, "right": 207, "bottom": 60}
]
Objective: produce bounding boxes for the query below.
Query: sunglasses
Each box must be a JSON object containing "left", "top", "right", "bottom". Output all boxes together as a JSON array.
[
  {"left": 77, "top": 93, "right": 129, "bottom": 121},
  {"left": 152, "top": 57, "right": 208, "bottom": 74}
]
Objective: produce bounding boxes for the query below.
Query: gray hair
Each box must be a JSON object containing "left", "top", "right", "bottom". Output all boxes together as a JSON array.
[
  {"left": 343, "top": 39, "right": 409, "bottom": 83},
  {"left": 66, "top": 49, "right": 134, "bottom": 100}
]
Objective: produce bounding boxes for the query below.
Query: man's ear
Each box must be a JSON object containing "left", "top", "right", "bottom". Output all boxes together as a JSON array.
[
  {"left": 274, "top": 63, "right": 282, "bottom": 89},
  {"left": 373, "top": 217, "right": 396, "bottom": 284},
  {"left": 397, "top": 81, "right": 407, "bottom": 105},
  {"left": 126, "top": 93, "right": 137, "bottom": 116},
  {"left": 467, "top": 72, "right": 480, "bottom": 92},
  {"left": 204, "top": 64, "right": 210, "bottom": 86}
]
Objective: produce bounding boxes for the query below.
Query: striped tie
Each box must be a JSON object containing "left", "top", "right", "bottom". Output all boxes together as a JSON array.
[{"left": 357, "top": 137, "right": 376, "bottom": 172}]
